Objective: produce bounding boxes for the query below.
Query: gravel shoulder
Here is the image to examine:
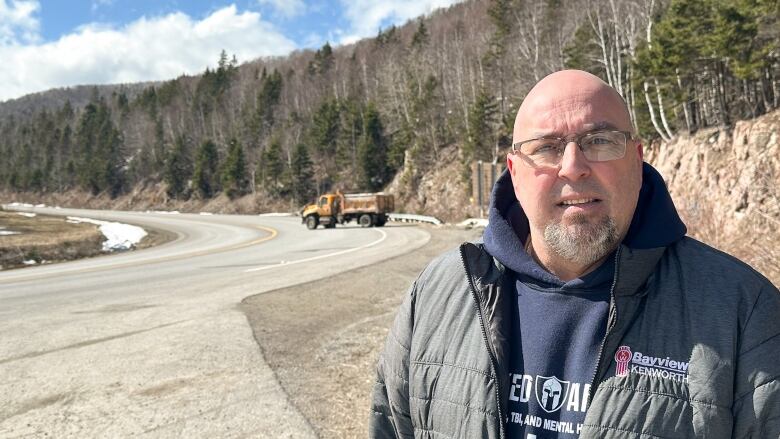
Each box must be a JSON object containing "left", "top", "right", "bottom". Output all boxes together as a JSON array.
[{"left": 240, "top": 225, "right": 482, "bottom": 438}]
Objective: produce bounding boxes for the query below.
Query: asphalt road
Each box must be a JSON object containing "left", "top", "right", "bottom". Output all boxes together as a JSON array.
[{"left": 0, "top": 207, "right": 431, "bottom": 438}]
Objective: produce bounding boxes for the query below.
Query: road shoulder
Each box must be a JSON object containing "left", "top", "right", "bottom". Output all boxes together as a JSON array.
[{"left": 240, "top": 225, "right": 481, "bottom": 438}]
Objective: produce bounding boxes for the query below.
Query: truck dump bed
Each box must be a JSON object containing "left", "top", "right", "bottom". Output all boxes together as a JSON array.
[{"left": 341, "top": 193, "right": 394, "bottom": 214}]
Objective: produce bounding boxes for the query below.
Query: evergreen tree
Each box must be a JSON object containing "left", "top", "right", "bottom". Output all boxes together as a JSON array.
[
  {"left": 220, "top": 138, "right": 248, "bottom": 199},
  {"left": 254, "top": 70, "right": 283, "bottom": 139},
  {"left": 259, "top": 138, "right": 284, "bottom": 194},
  {"left": 308, "top": 42, "right": 334, "bottom": 74},
  {"left": 59, "top": 125, "right": 73, "bottom": 188},
  {"left": 290, "top": 143, "right": 315, "bottom": 205},
  {"left": 465, "top": 88, "right": 498, "bottom": 162},
  {"left": 75, "top": 103, "right": 99, "bottom": 190},
  {"left": 95, "top": 108, "right": 125, "bottom": 197},
  {"left": 193, "top": 139, "right": 219, "bottom": 198},
  {"left": 411, "top": 19, "right": 429, "bottom": 49},
  {"left": 75, "top": 100, "right": 125, "bottom": 196},
  {"left": 563, "top": 24, "right": 603, "bottom": 74},
  {"left": 337, "top": 98, "right": 362, "bottom": 171},
  {"left": 310, "top": 99, "right": 340, "bottom": 157},
  {"left": 195, "top": 51, "right": 238, "bottom": 114},
  {"left": 358, "top": 103, "right": 389, "bottom": 191},
  {"left": 164, "top": 135, "right": 192, "bottom": 199}
]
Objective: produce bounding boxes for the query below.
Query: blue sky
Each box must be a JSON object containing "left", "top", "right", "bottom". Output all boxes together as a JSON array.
[
  {"left": 0, "top": 0, "right": 462, "bottom": 102},
  {"left": 35, "top": 1, "right": 351, "bottom": 49}
]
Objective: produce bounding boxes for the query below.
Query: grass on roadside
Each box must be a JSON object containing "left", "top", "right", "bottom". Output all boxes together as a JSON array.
[{"left": 0, "top": 211, "right": 105, "bottom": 269}]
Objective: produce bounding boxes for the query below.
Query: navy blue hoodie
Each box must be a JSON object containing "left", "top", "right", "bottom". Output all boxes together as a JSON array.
[{"left": 483, "top": 163, "right": 686, "bottom": 438}]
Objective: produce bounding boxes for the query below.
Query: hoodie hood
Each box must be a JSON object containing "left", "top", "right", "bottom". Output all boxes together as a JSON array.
[{"left": 483, "top": 162, "right": 686, "bottom": 279}]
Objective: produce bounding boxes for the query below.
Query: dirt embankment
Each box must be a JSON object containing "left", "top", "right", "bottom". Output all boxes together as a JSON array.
[{"left": 240, "top": 225, "right": 482, "bottom": 438}]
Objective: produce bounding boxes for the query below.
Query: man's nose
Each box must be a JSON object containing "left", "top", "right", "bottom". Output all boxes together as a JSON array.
[{"left": 557, "top": 141, "right": 591, "bottom": 181}]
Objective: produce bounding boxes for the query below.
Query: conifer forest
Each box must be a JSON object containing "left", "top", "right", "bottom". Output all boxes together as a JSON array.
[{"left": 1, "top": 0, "right": 778, "bottom": 206}]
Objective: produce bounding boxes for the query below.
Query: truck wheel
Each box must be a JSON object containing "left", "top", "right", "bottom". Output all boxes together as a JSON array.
[
  {"left": 325, "top": 218, "right": 336, "bottom": 229},
  {"left": 306, "top": 216, "right": 318, "bottom": 230},
  {"left": 359, "top": 214, "right": 373, "bottom": 228},
  {"left": 375, "top": 216, "right": 387, "bottom": 227}
]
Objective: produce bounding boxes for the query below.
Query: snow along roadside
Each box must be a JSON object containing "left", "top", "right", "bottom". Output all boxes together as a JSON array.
[{"left": 66, "top": 216, "right": 148, "bottom": 252}]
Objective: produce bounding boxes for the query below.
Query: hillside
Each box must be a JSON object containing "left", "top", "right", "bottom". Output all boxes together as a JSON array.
[
  {"left": 0, "top": 0, "right": 778, "bottom": 227},
  {"left": 0, "top": 0, "right": 498, "bottom": 209}
]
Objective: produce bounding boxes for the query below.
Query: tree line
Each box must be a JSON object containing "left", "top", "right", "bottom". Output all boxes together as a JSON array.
[{"left": 0, "top": 0, "right": 777, "bottom": 205}]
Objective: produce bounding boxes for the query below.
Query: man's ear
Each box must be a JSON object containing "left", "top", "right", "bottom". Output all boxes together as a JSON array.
[
  {"left": 506, "top": 153, "right": 515, "bottom": 173},
  {"left": 636, "top": 142, "right": 643, "bottom": 161}
]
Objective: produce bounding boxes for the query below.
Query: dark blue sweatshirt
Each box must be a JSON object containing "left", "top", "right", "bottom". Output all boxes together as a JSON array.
[{"left": 483, "top": 163, "right": 686, "bottom": 438}]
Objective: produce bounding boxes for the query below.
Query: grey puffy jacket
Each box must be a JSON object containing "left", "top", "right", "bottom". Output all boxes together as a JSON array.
[{"left": 369, "top": 238, "right": 780, "bottom": 438}]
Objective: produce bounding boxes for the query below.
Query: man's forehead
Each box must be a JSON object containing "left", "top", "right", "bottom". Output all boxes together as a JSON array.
[
  {"left": 529, "top": 121, "right": 621, "bottom": 137},
  {"left": 515, "top": 88, "right": 631, "bottom": 137}
]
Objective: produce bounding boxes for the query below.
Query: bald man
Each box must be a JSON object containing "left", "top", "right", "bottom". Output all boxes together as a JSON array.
[{"left": 370, "top": 70, "right": 780, "bottom": 439}]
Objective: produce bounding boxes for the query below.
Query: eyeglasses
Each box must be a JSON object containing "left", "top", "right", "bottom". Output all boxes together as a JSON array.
[{"left": 512, "top": 130, "right": 631, "bottom": 168}]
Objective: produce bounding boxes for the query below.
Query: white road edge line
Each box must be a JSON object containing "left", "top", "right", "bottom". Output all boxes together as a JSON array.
[{"left": 243, "top": 228, "right": 388, "bottom": 273}]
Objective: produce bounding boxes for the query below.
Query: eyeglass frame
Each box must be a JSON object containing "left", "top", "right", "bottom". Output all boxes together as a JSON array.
[{"left": 511, "top": 129, "right": 634, "bottom": 168}]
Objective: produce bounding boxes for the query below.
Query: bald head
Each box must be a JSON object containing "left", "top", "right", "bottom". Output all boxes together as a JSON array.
[{"left": 513, "top": 70, "right": 632, "bottom": 142}]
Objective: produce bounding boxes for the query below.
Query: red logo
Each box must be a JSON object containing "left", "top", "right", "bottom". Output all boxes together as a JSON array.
[{"left": 615, "top": 346, "right": 632, "bottom": 377}]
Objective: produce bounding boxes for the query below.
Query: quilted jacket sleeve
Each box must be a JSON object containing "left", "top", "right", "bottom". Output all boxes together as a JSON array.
[
  {"left": 731, "top": 283, "right": 780, "bottom": 438},
  {"left": 369, "top": 280, "right": 418, "bottom": 439}
]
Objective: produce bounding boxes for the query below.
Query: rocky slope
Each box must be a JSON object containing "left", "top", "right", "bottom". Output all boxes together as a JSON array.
[{"left": 647, "top": 109, "right": 779, "bottom": 284}]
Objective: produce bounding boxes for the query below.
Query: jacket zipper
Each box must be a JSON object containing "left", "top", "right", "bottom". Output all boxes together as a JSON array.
[
  {"left": 459, "top": 244, "right": 506, "bottom": 439},
  {"left": 586, "top": 247, "right": 622, "bottom": 408}
]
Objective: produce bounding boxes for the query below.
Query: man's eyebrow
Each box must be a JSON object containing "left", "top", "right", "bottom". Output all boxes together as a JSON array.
[{"left": 588, "top": 121, "right": 620, "bottom": 130}]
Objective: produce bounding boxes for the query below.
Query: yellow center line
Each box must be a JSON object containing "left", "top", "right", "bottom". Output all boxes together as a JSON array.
[{"left": 241, "top": 225, "right": 278, "bottom": 247}]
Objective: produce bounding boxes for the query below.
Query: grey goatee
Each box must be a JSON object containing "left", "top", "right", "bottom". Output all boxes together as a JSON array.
[{"left": 544, "top": 214, "right": 619, "bottom": 266}]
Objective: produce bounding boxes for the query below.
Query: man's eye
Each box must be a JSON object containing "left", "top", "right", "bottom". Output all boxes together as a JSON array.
[
  {"left": 584, "top": 134, "right": 618, "bottom": 146},
  {"left": 531, "top": 142, "right": 560, "bottom": 155}
]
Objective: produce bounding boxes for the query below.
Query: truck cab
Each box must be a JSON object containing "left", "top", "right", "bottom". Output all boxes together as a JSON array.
[{"left": 301, "top": 194, "right": 340, "bottom": 229}]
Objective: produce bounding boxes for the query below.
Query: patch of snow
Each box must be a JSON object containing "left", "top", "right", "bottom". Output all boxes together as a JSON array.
[
  {"left": 35, "top": 204, "right": 46, "bottom": 208},
  {"left": 258, "top": 212, "right": 295, "bottom": 217},
  {"left": 17, "top": 212, "right": 36, "bottom": 218},
  {"left": 0, "top": 230, "right": 20, "bottom": 236},
  {"left": 66, "top": 216, "right": 148, "bottom": 252},
  {"left": 199, "top": 212, "right": 214, "bottom": 216},
  {"left": 23, "top": 260, "right": 37, "bottom": 265},
  {"left": 148, "top": 210, "right": 180, "bottom": 215},
  {"left": 7, "top": 202, "right": 34, "bottom": 207}
]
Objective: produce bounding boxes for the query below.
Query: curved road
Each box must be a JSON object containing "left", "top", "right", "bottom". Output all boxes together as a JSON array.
[{"left": 0, "top": 207, "right": 431, "bottom": 438}]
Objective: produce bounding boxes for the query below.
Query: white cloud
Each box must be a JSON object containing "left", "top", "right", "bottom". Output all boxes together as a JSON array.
[
  {"left": 0, "top": 5, "right": 297, "bottom": 102},
  {"left": 337, "top": 0, "right": 463, "bottom": 45},
  {"left": 0, "top": 0, "right": 40, "bottom": 45},
  {"left": 257, "top": 0, "right": 305, "bottom": 18}
]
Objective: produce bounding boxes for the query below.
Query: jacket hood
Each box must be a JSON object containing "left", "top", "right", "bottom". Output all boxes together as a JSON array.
[{"left": 483, "top": 162, "right": 686, "bottom": 276}]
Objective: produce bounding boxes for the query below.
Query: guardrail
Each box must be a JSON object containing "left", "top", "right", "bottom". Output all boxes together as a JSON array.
[{"left": 388, "top": 213, "right": 442, "bottom": 225}]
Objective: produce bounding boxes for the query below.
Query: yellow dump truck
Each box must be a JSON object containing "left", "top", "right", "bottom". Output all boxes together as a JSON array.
[{"left": 301, "top": 191, "right": 394, "bottom": 229}]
